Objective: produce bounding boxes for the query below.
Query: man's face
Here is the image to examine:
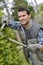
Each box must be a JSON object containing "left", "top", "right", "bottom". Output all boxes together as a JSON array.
[{"left": 18, "top": 11, "right": 31, "bottom": 26}]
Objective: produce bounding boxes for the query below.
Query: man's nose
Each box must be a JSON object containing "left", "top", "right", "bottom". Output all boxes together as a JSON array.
[{"left": 20, "top": 17, "right": 24, "bottom": 20}]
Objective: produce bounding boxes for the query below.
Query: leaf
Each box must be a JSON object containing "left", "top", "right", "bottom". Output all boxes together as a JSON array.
[
  {"left": 0, "top": 63, "right": 4, "bottom": 65},
  {"left": 0, "top": 57, "right": 4, "bottom": 62}
]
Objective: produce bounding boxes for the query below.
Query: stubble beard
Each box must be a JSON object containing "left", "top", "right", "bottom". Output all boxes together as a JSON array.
[{"left": 22, "top": 21, "right": 29, "bottom": 28}]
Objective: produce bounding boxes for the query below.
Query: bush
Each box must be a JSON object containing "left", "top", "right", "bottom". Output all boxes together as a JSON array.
[{"left": 0, "top": 27, "right": 23, "bottom": 65}]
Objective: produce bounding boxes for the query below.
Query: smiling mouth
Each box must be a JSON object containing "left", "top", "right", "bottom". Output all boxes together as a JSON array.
[{"left": 21, "top": 21, "right": 26, "bottom": 24}]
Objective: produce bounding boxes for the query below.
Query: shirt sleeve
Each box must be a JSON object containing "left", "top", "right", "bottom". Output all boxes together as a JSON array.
[
  {"left": 8, "top": 20, "right": 21, "bottom": 30},
  {"left": 37, "top": 28, "right": 43, "bottom": 45}
]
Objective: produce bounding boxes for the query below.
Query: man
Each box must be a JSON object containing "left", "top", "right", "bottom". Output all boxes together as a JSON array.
[
  {"left": 17, "top": 7, "right": 43, "bottom": 65},
  {"left": 2, "top": 7, "right": 43, "bottom": 65}
]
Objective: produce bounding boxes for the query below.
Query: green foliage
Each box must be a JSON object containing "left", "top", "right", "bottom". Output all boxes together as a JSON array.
[
  {"left": 0, "top": 10, "right": 3, "bottom": 17},
  {"left": 27, "top": 6, "right": 35, "bottom": 18},
  {"left": 0, "top": 26, "right": 30, "bottom": 65},
  {"left": 34, "top": 4, "right": 43, "bottom": 26},
  {"left": 0, "top": 27, "right": 24, "bottom": 65},
  {"left": 34, "top": 14, "right": 43, "bottom": 27},
  {"left": 0, "top": 9, "right": 4, "bottom": 21},
  {"left": 38, "top": 4, "right": 43, "bottom": 17},
  {"left": 39, "top": 4, "right": 43, "bottom": 11}
]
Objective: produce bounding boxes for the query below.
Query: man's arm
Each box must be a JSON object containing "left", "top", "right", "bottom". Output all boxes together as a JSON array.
[
  {"left": 8, "top": 20, "right": 21, "bottom": 30},
  {"left": 27, "top": 39, "right": 40, "bottom": 53},
  {"left": 27, "top": 28, "right": 43, "bottom": 53},
  {"left": 1, "top": 20, "right": 22, "bottom": 30}
]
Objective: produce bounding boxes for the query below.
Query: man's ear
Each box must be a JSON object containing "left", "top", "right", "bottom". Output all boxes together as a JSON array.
[{"left": 29, "top": 14, "right": 31, "bottom": 18}]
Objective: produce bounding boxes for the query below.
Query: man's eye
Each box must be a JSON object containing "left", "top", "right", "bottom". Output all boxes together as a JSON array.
[{"left": 23, "top": 15, "right": 25, "bottom": 16}]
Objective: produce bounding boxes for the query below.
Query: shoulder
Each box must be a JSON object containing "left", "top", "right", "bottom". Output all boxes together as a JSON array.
[
  {"left": 38, "top": 27, "right": 43, "bottom": 44},
  {"left": 38, "top": 27, "right": 43, "bottom": 36},
  {"left": 40, "top": 27, "right": 43, "bottom": 30}
]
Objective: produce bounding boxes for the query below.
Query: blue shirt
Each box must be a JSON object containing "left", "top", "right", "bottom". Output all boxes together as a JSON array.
[{"left": 38, "top": 28, "right": 43, "bottom": 45}]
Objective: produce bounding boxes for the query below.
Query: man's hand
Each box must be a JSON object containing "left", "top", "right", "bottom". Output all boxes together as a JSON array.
[
  {"left": 40, "top": 45, "right": 43, "bottom": 52},
  {"left": 2, "top": 20, "right": 9, "bottom": 26}
]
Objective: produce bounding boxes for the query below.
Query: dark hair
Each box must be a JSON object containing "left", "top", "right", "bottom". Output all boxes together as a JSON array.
[{"left": 18, "top": 7, "right": 30, "bottom": 15}]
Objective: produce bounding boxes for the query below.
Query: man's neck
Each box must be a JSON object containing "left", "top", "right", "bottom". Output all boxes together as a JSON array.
[{"left": 24, "top": 23, "right": 29, "bottom": 29}]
